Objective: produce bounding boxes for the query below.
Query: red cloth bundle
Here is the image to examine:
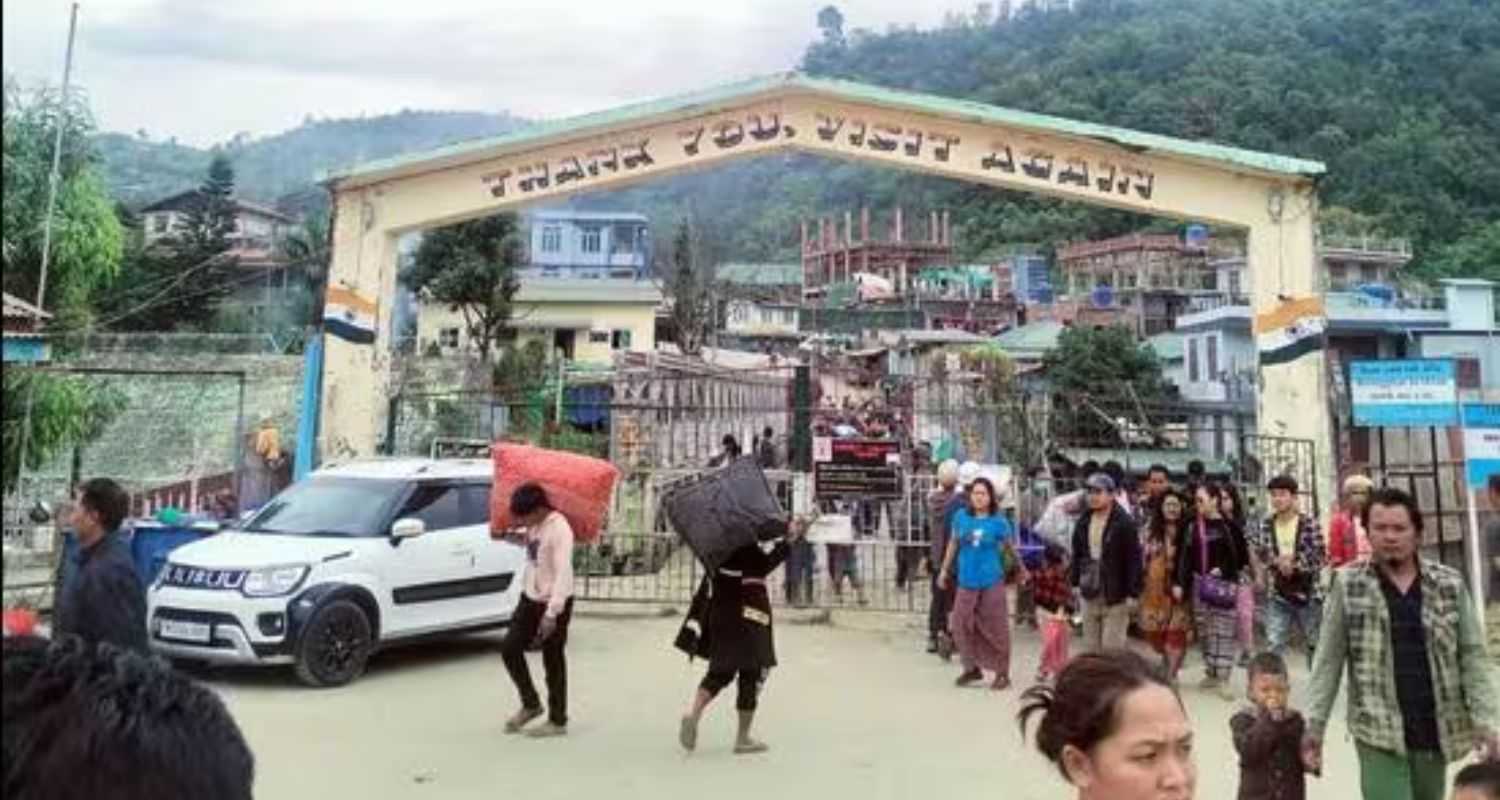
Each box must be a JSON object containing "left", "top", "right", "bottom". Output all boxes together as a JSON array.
[
  {"left": 2, "top": 608, "right": 38, "bottom": 637},
  {"left": 490, "top": 443, "right": 619, "bottom": 543}
]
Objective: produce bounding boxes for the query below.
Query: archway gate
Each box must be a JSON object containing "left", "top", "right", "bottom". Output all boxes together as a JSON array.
[{"left": 317, "top": 71, "right": 1334, "bottom": 516}]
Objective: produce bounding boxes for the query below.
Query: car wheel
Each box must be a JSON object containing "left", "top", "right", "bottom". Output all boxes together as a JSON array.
[{"left": 294, "top": 599, "right": 373, "bottom": 688}]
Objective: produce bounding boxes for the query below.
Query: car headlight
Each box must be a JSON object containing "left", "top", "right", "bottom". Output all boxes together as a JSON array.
[{"left": 241, "top": 565, "right": 310, "bottom": 598}]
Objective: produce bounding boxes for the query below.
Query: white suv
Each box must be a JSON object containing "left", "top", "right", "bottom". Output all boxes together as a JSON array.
[{"left": 147, "top": 458, "right": 525, "bottom": 687}]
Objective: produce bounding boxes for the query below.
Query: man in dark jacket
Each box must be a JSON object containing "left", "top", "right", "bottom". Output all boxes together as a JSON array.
[
  {"left": 1070, "top": 472, "right": 1142, "bottom": 652},
  {"left": 54, "top": 478, "right": 147, "bottom": 653}
]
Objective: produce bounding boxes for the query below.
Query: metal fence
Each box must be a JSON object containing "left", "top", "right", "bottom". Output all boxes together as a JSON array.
[{"left": 386, "top": 368, "right": 1290, "bottom": 613}]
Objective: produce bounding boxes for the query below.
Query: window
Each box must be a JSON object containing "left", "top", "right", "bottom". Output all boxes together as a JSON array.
[
  {"left": 611, "top": 329, "right": 632, "bottom": 350},
  {"left": 580, "top": 226, "right": 602, "bottom": 254},
  {"left": 395, "top": 484, "right": 466, "bottom": 531},
  {"left": 1206, "top": 334, "right": 1219, "bottom": 379},
  {"left": 457, "top": 485, "right": 492, "bottom": 527},
  {"left": 541, "top": 226, "right": 562, "bottom": 253},
  {"left": 611, "top": 224, "right": 637, "bottom": 254},
  {"left": 1187, "top": 336, "right": 1200, "bottom": 382},
  {"left": 243, "top": 477, "right": 405, "bottom": 537},
  {"left": 1328, "top": 263, "right": 1348, "bottom": 290},
  {"left": 1361, "top": 263, "right": 1379, "bottom": 284},
  {"left": 152, "top": 214, "right": 169, "bottom": 233},
  {"left": 1228, "top": 269, "right": 1243, "bottom": 297},
  {"left": 439, "top": 328, "right": 460, "bottom": 348},
  {"left": 589, "top": 329, "right": 610, "bottom": 344}
]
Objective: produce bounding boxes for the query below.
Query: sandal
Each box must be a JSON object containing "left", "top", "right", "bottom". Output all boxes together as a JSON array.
[{"left": 504, "top": 706, "right": 543, "bottom": 734}]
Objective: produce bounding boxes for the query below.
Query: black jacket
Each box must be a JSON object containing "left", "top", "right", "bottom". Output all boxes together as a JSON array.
[
  {"left": 55, "top": 530, "right": 148, "bottom": 653},
  {"left": 1070, "top": 504, "right": 1142, "bottom": 605},
  {"left": 1175, "top": 517, "right": 1249, "bottom": 594},
  {"left": 1230, "top": 708, "right": 1307, "bottom": 800},
  {"left": 675, "top": 540, "right": 787, "bottom": 671}
]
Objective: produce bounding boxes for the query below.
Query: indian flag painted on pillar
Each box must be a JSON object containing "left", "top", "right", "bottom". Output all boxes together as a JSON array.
[
  {"left": 1255, "top": 296, "right": 1325, "bottom": 367},
  {"left": 323, "top": 286, "right": 378, "bottom": 345}
]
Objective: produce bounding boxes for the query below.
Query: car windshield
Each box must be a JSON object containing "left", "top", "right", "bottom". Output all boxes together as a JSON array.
[{"left": 242, "top": 477, "right": 406, "bottom": 537}]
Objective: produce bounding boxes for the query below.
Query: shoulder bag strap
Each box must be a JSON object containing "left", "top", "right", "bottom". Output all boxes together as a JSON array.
[{"left": 1198, "top": 517, "right": 1208, "bottom": 576}]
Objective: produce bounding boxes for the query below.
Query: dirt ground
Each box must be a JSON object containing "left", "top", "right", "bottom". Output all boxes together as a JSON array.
[{"left": 208, "top": 606, "right": 1406, "bottom": 799}]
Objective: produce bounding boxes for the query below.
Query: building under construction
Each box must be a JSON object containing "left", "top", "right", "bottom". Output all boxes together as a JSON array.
[{"left": 801, "top": 207, "right": 955, "bottom": 296}]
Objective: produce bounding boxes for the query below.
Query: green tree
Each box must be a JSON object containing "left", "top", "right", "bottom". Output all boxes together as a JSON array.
[
  {"left": 1422, "top": 221, "right": 1500, "bottom": 284},
  {"left": 661, "top": 220, "right": 717, "bottom": 356},
  {"left": 2, "top": 77, "right": 124, "bottom": 326},
  {"left": 172, "top": 153, "right": 237, "bottom": 255},
  {"left": 102, "top": 156, "right": 246, "bottom": 331},
  {"left": 2, "top": 370, "right": 126, "bottom": 493},
  {"left": 1043, "top": 325, "right": 1172, "bottom": 444},
  {"left": 401, "top": 212, "right": 523, "bottom": 366}
]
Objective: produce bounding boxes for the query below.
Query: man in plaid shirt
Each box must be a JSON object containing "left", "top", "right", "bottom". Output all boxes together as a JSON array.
[
  {"left": 1303, "top": 487, "right": 1499, "bottom": 800},
  {"left": 1250, "top": 474, "right": 1325, "bottom": 668}
]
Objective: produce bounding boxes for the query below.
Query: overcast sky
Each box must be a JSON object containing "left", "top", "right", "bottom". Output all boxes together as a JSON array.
[{"left": 3, "top": 0, "right": 959, "bottom": 146}]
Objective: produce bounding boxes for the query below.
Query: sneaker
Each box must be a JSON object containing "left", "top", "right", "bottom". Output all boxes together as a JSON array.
[
  {"left": 955, "top": 667, "right": 984, "bottom": 687},
  {"left": 525, "top": 721, "right": 567, "bottom": 739},
  {"left": 990, "top": 675, "right": 1012, "bottom": 691},
  {"left": 504, "top": 706, "right": 543, "bottom": 734},
  {"left": 926, "top": 639, "right": 940, "bottom": 654},
  {"left": 734, "top": 738, "right": 769, "bottom": 755}
]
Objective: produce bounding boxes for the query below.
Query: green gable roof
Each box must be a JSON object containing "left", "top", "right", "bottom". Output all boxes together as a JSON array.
[
  {"left": 325, "top": 72, "right": 1325, "bottom": 187},
  {"left": 994, "top": 320, "right": 1066, "bottom": 357}
]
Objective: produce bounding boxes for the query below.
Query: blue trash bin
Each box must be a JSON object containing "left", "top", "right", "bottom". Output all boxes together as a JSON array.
[
  {"left": 129, "top": 522, "right": 216, "bottom": 585},
  {"left": 60, "top": 523, "right": 214, "bottom": 587}
]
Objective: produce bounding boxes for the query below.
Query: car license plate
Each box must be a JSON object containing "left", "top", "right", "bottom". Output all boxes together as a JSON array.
[{"left": 158, "top": 619, "right": 212, "bottom": 643}]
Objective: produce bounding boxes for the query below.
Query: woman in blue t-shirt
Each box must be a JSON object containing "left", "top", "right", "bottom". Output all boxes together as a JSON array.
[{"left": 938, "top": 476, "right": 1022, "bottom": 690}]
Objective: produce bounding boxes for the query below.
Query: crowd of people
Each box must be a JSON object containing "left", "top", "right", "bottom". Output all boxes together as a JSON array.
[
  {"left": 9, "top": 450, "right": 1500, "bottom": 800},
  {"left": 921, "top": 454, "right": 1500, "bottom": 800}
]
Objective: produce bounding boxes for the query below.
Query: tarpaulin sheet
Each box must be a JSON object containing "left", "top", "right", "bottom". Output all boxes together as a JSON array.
[
  {"left": 662, "top": 457, "right": 786, "bottom": 572},
  {"left": 491, "top": 443, "right": 619, "bottom": 543}
]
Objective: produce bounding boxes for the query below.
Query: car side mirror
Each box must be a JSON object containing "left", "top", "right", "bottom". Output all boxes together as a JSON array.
[{"left": 391, "top": 518, "right": 426, "bottom": 540}]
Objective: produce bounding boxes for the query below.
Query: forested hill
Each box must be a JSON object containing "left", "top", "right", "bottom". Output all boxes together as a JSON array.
[
  {"left": 795, "top": 0, "right": 1500, "bottom": 279},
  {"left": 92, "top": 0, "right": 1499, "bottom": 280},
  {"left": 542, "top": 0, "right": 1499, "bottom": 278},
  {"left": 95, "top": 109, "right": 526, "bottom": 210}
]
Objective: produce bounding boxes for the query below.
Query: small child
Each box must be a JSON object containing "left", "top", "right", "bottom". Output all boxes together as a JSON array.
[
  {"left": 1454, "top": 761, "right": 1500, "bottom": 800},
  {"left": 1231, "top": 652, "right": 1309, "bottom": 800},
  {"left": 1030, "top": 545, "right": 1074, "bottom": 684}
]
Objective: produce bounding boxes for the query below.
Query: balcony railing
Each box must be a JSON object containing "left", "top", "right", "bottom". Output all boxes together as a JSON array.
[{"left": 1319, "top": 233, "right": 1412, "bottom": 257}]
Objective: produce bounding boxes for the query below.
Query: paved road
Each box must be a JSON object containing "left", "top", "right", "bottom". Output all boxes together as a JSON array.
[{"left": 208, "top": 608, "right": 1396, "bottom": 799}]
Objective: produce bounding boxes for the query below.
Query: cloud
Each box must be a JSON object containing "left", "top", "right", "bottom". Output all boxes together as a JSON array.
[{"left": 3, "top": 0, "right": 955, "bottom": 145}]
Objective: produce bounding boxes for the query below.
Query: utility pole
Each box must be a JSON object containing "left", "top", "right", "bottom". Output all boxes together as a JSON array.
[
  {"left": 16, "top": 3, "right": 80, "bottom": 511},
  {"left": 33, "top": 2, "right": 81, "bottom": 313}
]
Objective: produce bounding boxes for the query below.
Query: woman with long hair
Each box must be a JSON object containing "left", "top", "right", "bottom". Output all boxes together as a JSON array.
[
  {"left": 1138, "top": 489, "right": 1193, "bottom": 682},
  {"left": 1217, "top": 482, "right": 1258, "bottom": 667},
  {"left": 938, "top": 476, "right": 1022, "bottom": 690},
  {"left": 1176, "top": 482, "right": 1249, "bottom": 699},
  {"left": 1018, "top": 649, "right": 1196, "bottom": 800}
]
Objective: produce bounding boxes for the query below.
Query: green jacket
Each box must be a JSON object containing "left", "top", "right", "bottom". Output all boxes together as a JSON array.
[{"left": 1306, "top": 558, "right": 1499, "bottom": 761}]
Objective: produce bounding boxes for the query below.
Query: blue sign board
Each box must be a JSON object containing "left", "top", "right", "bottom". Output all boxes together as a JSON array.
[
  {"left": 1464, "top": 404, "right": 1500, "bottom": 489},
  {"left": 1349, "top": 359, "right": 1459, "bottom": 427}
]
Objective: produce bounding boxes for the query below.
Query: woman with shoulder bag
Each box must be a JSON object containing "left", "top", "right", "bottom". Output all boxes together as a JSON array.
[
  {"left": 938, "top": 477, "right": 1025, "bottom": 691},
  {"left": 1176, "top": 481, "right": 1248, "bottom": 700}
]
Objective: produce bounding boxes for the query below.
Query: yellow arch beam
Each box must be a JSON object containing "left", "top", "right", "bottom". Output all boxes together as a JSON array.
[{"left": 319, "top": 72, "right": 1332, "bottom": 513}]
